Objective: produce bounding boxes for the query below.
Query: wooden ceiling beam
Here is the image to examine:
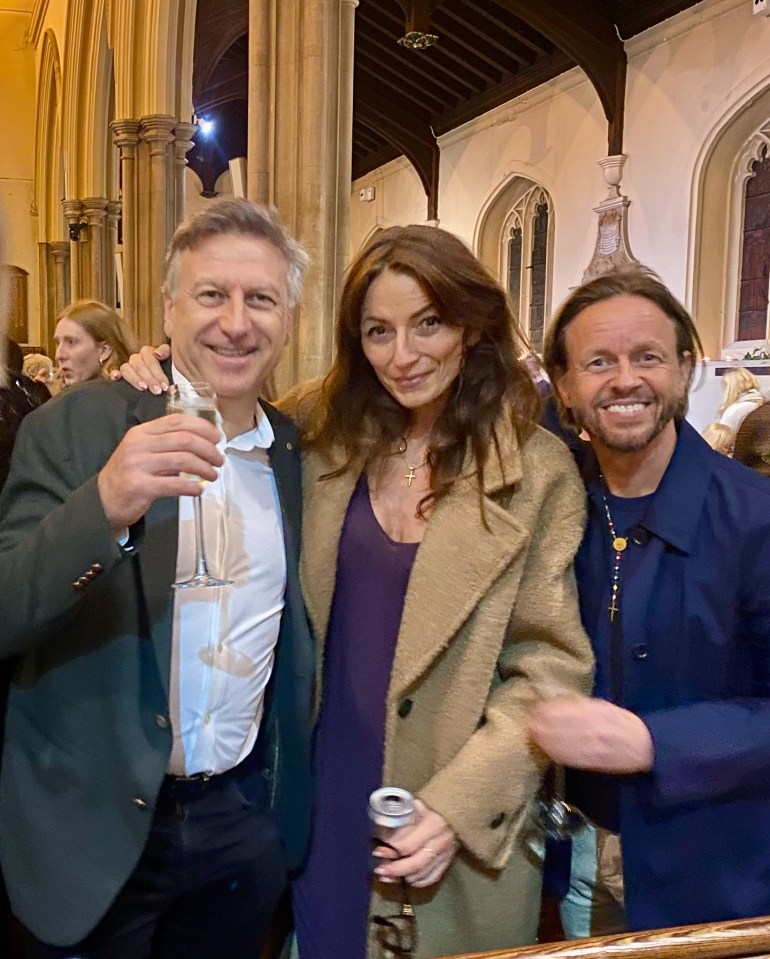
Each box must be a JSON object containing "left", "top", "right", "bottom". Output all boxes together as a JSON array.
[
  {"left": 356, "top": 50, "right": 449, "bottom": 111},
  {"left": 392, "top": 0, "right": 443, "bottom": 35},
  {"left": 430, "top": 19, "right": 510, "bottom": 77},
  {"left": 437, "top": 8, "right": 532, "bottom": 69},
  {"left": 357, "top": 92, "right": 440, "bottom": 220},
  {"left": 460, "top": 0, "right": 551, "bottom": 58},
  {"left": 492, "top": 0, "right": 627, "bottom": 153}
]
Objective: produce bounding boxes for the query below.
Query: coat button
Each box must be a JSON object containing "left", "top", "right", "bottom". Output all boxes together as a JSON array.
[
  {"left": 90, "top": 563, "right": 104, "bottom": 574},
  {"left": 489, "top": 812, "right": 505, "bottom": 829},
  {"left": 132, "top": 797, "right": 149, "bottom": 810},
  {"left": 397, "top": 699, "right": 413, "bottom": 718},
  {"left": 286, "top": 442, "right": 294, "bottom": 451},
  {"left": 629, "top": 526, "right": 650, "bottom": 547},
  {"left": 155, "top": 714, "right": 169, "bottom": 729},
  {"left": 631, "top": 644, "right": 649, "bottom": 660}
]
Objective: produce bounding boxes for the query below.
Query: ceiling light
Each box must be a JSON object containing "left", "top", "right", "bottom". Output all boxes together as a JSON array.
[
  {"left": 398, "top": 31, "right": 439, "bottom": 50},
  {"left": 198, "top": 118, "right": 216, "bottom": 137}
]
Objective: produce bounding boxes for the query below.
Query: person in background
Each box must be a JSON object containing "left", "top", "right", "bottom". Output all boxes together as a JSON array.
[
  {"left": 700, "top": 421, "right": 735, "bottom": 457},
  {"left": 733, "top": 401, "right": 770, "bottom": 477},
  {"left": 716, "top": 367, "right": 764, "bottom": 431},
  {"left": 22, "top": 352, "right": 54, "bottom": 392},
  {"left": 530, "top": 266, "right": 770, "bottom": 937},
  {"left": 54, "top": 299, "right": 137, "bottom": 387},
  {"left": 121, "top": 224, "right": 595, "bottom": 959},
  {"left": 0, "top": 337, "right": 49, "bottom": 490}
]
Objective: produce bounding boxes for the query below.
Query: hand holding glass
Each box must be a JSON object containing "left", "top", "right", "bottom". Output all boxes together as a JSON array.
[{"left": 167, "top": 382, "right": 232, "bottom": 589}]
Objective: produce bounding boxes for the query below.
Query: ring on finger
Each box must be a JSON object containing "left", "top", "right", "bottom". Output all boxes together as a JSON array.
[{"left": 423, "top": 845, "right": 438, "bottom": 858}]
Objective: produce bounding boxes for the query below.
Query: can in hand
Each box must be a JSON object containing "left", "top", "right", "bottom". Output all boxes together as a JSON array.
[{"left": 369, "top": 786, "right": 416, "bottom": 842}]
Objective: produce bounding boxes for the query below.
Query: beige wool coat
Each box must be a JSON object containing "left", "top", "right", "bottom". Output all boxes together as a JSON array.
[{"left": 299, "top": 417, "right": 594, "bottom": 959}]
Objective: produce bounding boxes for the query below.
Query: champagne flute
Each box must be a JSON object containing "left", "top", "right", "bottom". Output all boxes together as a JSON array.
[{"left": 167, "top": 382, "right": 232, "bottom": 589}]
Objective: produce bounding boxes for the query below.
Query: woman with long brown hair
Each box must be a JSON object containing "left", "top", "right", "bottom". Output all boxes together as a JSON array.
[{"left": 122, "top": 223, "right": 593, "bottom": 958}]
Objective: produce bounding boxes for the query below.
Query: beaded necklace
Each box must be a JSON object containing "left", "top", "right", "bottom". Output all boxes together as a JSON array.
[{"left": 599, "top": 482, "right": 628, "bottom": 624}]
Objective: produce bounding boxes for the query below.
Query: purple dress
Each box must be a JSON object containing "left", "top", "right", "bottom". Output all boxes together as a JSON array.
[{"left": 293, "top": 476, "right": 419, "bottom": 959}]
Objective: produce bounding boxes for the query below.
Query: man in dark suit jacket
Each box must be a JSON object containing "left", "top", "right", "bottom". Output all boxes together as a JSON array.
[{"left": 0, "top": 198, "right": 314, "bottom": 959}]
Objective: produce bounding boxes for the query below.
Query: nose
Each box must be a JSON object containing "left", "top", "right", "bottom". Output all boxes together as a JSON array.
[
  {"left": 55, "top": 344, "right": 65, "bottom": 363},
  {"left": 611, "top": 357, "right": 643, "bottom": 391},
  {"left": 219, "top": 293, "right": 250, "bottom": 337},
  {"left": 391, "top": 329, "right": 419, "bottom": 369}
]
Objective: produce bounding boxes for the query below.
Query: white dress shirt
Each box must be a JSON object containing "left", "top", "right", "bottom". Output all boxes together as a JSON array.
[{"left": 167, "top": 368, "right": 286, "bottom": 776}]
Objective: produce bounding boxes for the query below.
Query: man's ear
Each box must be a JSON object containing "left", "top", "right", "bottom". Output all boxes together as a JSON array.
[{"left": 163, "top": 295, "right": 174, "bottom": 340}]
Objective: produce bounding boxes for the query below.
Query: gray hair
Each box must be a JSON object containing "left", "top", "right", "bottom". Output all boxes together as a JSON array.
[{"left": 161, "top": 197, "right": 309, "bottom": 309}]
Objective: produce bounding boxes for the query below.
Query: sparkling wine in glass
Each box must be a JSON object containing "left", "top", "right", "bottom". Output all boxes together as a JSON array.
[{"left": 167, "top": 382, "right": 232, "bottom": 589}]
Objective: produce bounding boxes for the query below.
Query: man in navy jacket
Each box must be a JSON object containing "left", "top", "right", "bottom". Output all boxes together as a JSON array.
[{"left": 531, "top": 267, "right": 770, "bottom": 934}]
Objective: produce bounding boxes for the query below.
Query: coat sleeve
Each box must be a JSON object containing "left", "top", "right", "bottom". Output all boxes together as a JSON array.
[
  {"left": 418, "top": 447, "right": 595, "bottom": 869},
  {"left": 0, "top": 394, "right": 131, "bottom": 657},
  {"left": 637, "top": 522, "right": 770, "bottom": 807}
]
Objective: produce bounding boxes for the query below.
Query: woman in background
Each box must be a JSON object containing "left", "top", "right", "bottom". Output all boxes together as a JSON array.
[
  {"left": 701, "top": 421, "right": 735, "bottom": 457},
  {"left": 717, "top": 368, "right": 764, "bottom": 432},
  {"left": 733, "top": 401, "right": 770, "bottom": 477},
  {"left": 22, "top": 352, "right": 54, "bottom": 393},
  {"left": 54, "top": 299, "right": 137, "bottom": 387}
]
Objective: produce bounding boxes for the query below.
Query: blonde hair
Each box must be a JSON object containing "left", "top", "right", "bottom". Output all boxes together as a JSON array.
[
  {"left": 717, "top": 368, "right": 761, "bottom": 417},
  {"left": 701, "top": 422, "right": 735, "bottom": 456},
  {"left": 23, "top": 352, "right": 53, "bottom": 380},
  {"left": 56, "top": 300, "right": 138, "bottom": 378}
]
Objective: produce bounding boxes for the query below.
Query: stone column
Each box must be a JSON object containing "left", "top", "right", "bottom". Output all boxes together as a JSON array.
[
  {"left": 139, "top": 115, "right": 176, "bottom": 343},
  {"left": 250, "top": 0, "right": 358, "bottom": 392},
  {"left": 112, "top": 120, "right": 140, "bottom": 329},
  {"left": 105, "top": 201, "right": 122, "bottom": 309},
  {"left": 62, "top": 199, "right": 84, "bottom": 302},
  {"left": 174, "top": 122, "right": 197, "bottom": 227},
  {"left": 81, "top": 197, "right": 109, "bottom": 301},
  {"left": 50, "top": 241, "right": 70, "bottom": 317}
]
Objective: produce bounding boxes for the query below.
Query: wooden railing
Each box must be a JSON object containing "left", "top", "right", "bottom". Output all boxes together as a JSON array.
[{"left": 443, "top": 917, "right": 770, "bottom": 959}]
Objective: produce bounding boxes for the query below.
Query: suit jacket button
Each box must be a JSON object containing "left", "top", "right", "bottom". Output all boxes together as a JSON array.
[
  {"left": 132, "top": 797, "right": 149, "bottom": 810},
  {"left": 397, "top": 699, "right": 413, "bottom": 718},
  {"left": 90, "top": 563, "right": 104, "bottom": 574},
  {"left": 489, "top": 812, "right": 505, "bottom": 829},
  {"left": 155, "top": 715, "right": 169, "bottom": 729},
  {"left": 632, "top": 644, "right": 649, "bottom": 660}
]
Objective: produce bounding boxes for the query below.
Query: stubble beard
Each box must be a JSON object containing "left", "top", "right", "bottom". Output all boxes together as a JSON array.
[{"left": 578, "top": 392, "right": 687, "bottom": 454}]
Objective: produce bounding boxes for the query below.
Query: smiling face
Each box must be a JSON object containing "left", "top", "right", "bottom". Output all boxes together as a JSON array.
[
  {"left": 163, "top": 233, "right": 291, "bottom": 409},
  {"left": 54, "top": 317, "right": 110, "bottom": 386},
  {"left": 555, "top": 294, "right": 692, "bottom": 455},
  {"left": 360, "top": 269, "right": 465, "bottom": 426}
]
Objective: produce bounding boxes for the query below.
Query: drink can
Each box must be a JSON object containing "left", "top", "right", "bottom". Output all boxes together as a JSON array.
[{"left": 369, "top": 786, "right": 416, "bottom": 841}]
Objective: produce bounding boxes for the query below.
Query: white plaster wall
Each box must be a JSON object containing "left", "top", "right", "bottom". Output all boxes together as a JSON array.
[{"left": 350, "top": 0, "right": 770, "bottom": 339}]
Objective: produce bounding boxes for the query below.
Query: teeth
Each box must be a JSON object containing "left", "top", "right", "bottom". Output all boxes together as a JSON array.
[
  {"left": 606, "top": 403, "right": 647, "bottom": 413},
  {"left": 212, "top": 347, "right": 252, "bottom": 357}
]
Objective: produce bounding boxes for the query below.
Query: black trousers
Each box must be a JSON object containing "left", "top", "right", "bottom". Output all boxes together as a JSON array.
[{"left": 25, "top": 765, "right": 287, "bottom": 959}]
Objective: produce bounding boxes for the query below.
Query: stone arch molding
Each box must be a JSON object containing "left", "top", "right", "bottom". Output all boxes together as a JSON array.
[
  {"left": 689, "top": 78, "right": 770, "bottom": 358},
  {"left": 35, "top": 29, "right": 64, "bottom": 244}
]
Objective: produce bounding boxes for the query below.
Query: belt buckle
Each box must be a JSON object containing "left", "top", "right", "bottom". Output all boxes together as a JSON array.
[{"left": 176, "top": 770, "right": 212, "bottom": 783}]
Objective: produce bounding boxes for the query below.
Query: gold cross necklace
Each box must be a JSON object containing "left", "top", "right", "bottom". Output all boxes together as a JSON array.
[
  {"left": 396, "top": 436, "right": 428, "bottom": 487},
  {"left": 599, "top": 482, "right": 628, "bottom": 624}
]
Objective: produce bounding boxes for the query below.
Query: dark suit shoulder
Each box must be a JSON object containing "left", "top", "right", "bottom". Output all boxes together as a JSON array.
[{"left": 262, "top": 399, "right": 299, "bottom": 443}]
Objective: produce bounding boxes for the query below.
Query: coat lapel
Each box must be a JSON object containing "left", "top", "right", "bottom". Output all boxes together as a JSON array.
[{"left": 131, "top": 387, "right": 179, "bottom": 695}]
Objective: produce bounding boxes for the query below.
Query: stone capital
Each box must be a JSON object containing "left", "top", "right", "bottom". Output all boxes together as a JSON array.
[
  {"left": 81, "top": 197, "right": 109, "bottom": 225},
  {"left": 174, "top": 121, "right": 197, "bottom": 164},
  {"left": 106, "top": 200, "right": 122, "bottom": 225},
  {"left": 62, "top": 199, "right": 83, "bottom": 222},
  {"left": 49, "top": 240, "right": 70, "bottom": 262},
  {"left": 140, "top": 114, "right": 177, "bottom": 157},
  {"left": 111, "top": 119, "right": 141, "bottom": 152}
]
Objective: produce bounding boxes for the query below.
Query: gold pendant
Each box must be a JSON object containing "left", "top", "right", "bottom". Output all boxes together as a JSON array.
[{"left": 613, "top": 536, "right": 628, "bottom": 552}]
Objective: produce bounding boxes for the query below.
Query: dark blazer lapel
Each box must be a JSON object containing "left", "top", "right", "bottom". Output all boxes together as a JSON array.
[
  {"left": 263, "top": 403, "right": 302, "bottom": 557},
  {"left": 131, "top": 387, "right": 178, "bottom": 695}
]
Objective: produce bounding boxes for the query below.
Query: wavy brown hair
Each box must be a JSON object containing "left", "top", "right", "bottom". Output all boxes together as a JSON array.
[{"left": 306, "top": 225, "right": 540, "bottom": 513}]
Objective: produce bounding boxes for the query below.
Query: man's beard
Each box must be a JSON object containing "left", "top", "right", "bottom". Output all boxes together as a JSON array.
[{"left": 575, "top": 391, "right": 686, "bottom": 453}]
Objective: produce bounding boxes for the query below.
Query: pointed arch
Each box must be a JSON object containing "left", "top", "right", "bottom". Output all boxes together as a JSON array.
[{"left": 35, "top": 29, "right": 64, "bottom": 243}]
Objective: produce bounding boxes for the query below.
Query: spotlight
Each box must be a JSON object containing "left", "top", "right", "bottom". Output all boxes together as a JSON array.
[{"left": 198, "top": 118, "right": 216, "bottom": 137}]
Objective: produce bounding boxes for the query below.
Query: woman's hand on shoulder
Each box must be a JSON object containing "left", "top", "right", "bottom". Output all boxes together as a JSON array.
[
  {"left": 111, "top": 344, "right": 171, "bottom": 394},
  {"left": 373, "top": 799, "right": 459, "bottom": 888}
]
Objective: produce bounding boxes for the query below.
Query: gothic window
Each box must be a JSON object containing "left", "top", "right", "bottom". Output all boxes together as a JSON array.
[
  {"left": 738, "top": 143, "right": 770, "bottom": 341},
  {"left": 501, "top": 186, "right": 552, "bottom": 352}
]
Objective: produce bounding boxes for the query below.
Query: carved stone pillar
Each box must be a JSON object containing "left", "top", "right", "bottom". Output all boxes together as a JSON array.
[
  {"left": 174, "top": 122, "right": 197, "bottom": 227},
  {"left": 248, "top": 0, "right": 358, "bottom": 392},
  {"left": 112, "top": 120, "right": 140, "bottom": 329},
  {"left": 50, "top": 241, "right": 70, "bottom": 318},
  {"left": 139, "top": 115, "right": 176, "bottom": 343},
  {"left": 81, "top": 197, "right": 109, "bottom": 302},
  {"left": 582, "top": 155, "right": 638, "bottom": 282},
  {"left": 62, "top": 199, "right": 84, "bottom": 302},
  {"left": 105, "top": 201, "right": 122, "bottom": 309}
]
